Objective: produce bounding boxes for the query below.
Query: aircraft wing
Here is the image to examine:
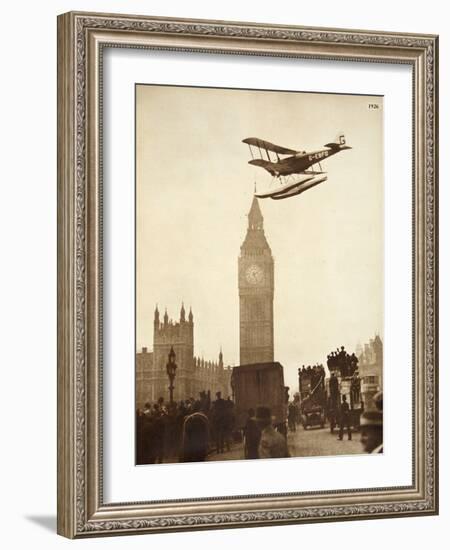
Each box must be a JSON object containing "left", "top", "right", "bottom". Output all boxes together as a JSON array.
[
  {"left": 248, "top": 158, "right": 275, "bottom": 168},
  {"left": 243, "top": 137, "right": 297, "bottom": 155}
]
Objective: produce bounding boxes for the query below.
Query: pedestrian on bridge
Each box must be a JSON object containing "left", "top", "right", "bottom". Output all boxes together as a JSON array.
[
  {"left": 256, "top": 406, "right": 290, "bottom": 459},
  {"left": 338, "top": 395, "right": 352, "bottom": 441},
  {"left": 360, "top": 391, "right": 383, "bottom": 453},
  {"left": 244, "top": 408, "right": 261, "bottom": 459}
]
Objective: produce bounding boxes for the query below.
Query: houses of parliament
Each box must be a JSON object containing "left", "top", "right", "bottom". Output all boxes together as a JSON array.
[
  {"left": 136, "top": 197, "right": 275, "bottom": 408},
  {"left": 136, "top": 305, "right": 232, "bottom": 408}
]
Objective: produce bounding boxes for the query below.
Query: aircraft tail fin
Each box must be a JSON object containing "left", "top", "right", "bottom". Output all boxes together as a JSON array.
[{"left": 324, "top": 133, "right": 350, "bottom": 149}]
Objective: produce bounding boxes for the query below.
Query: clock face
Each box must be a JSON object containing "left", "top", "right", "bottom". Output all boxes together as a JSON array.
[{"left": 245, "top": 264, "right": 264, "bottom": 285}]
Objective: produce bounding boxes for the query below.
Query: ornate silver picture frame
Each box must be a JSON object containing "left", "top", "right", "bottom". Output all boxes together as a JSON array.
[{"left": 57, "top": 11, "right": 438, "bottom": 538}]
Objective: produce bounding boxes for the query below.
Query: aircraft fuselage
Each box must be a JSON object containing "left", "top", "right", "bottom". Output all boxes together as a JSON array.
[{"left": 273, "top": 145, "right": 350, "bottom": 176}]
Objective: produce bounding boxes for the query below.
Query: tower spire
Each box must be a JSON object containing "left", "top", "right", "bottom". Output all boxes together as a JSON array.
[
  {"left": 248, "top": 196, "right": 264, "bottom": 230},
  {"left": 240, "top": 196, "right": 271, "bottom": 254},
  {"left": 180, "top": 302, "right": 186, "bottom": 322}
]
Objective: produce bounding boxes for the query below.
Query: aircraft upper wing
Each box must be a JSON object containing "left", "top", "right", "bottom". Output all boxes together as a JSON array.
[{"left": 243, "top": 137, "right": 297, "bottom": 155}]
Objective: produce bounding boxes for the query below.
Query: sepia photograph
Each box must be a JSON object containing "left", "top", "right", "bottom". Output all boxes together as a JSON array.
[{"left": 135, "top": 84, "right": 384, "bottom": 466}]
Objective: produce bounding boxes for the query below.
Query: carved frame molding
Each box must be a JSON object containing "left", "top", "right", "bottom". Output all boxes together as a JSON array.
[{"left": 57, "top": 12, "right": 438, "bottom": 538}]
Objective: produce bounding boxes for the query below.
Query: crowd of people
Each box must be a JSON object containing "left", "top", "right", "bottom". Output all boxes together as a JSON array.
[
  {"left": 298, "top": 363, "right": 326, "bottom": 391},
  {"left": 326, "top": 345, "right": 359, "bottom": 378},
  {"left": 136, "top": 355, "right": 381, "bottom": 464},
  {"left": 136, "top": 391, "right": 235, "bottom": 464},
  {"left": 136, "top": 391, "right": 293, "bottom": 464}
]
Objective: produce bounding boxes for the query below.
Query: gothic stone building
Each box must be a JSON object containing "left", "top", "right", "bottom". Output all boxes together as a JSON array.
[
  {"left": 238, "top": 197, "right": 274, "bottom": 365},
  {"left": 356, "top": 334, "right": 383, "bottom": 408},
  {"left": 136, "top": 304, "right": 232, "bottom": 409}
]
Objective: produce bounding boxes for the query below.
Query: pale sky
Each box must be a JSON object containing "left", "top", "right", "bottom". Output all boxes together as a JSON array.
[{"left": 136, "top": 84, "right": 383, "bottom": 391}]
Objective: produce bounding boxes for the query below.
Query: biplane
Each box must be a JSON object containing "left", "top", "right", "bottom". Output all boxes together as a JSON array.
[{"left": 242, "top": 134, "right": 351, "bottom": 200}]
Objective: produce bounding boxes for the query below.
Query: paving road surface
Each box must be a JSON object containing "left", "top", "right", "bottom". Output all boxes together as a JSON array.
[{"left": 207, "top": 424, "right": 363, "bottom": 462}]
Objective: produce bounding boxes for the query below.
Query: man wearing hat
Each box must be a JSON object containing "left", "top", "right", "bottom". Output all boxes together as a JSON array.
[
  {"left": 360, "top": 391, "right": 383, "bottom": 453},
  {"left": 180, "top": 401, "right": 210, "bottom": 462},
  {"left": 256, "top": 406, "right": 290, "bottom": 459},
  {"left": 338, "top": 394, "right": 352, "bottom": 441},
  {"left": 243, "top": 408, "right": 261, "bottom": 459},
  {"left": 212, "top": 391, "right": 227, "bottom": 454}
]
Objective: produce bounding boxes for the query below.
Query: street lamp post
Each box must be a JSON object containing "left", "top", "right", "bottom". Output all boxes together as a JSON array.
[{"left": 166, "top": 346, "right": 177, "bottom": 405}]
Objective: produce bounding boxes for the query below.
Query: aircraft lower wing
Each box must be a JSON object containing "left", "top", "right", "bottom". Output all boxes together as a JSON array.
[
  {"left": 248, "top": 158, "right": 275, "bottom": 167},
  {"left": 248, "top": 158, "right": 280, "bottom": 176},
  {"left": 248, "top": 158, "right": 277, "bottom": 168}
]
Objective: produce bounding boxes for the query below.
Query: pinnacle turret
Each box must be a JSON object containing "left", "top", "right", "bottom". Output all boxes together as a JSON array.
[
  {"left": 240, "top": 196, "right": 271, "bottom": 254},
  {"left": 248, "top": 196, "right": 264, "bottom": 230}
]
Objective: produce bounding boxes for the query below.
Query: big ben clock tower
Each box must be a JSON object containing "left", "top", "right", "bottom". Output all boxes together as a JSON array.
[{"left": 238, "top": 197, "right": 274, "bottom": 365}]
